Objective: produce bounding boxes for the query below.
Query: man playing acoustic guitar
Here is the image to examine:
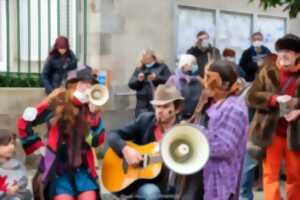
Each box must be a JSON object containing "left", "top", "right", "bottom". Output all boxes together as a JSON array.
[{"left": 107, "top": 84, "right": 203, "bottom": 199}]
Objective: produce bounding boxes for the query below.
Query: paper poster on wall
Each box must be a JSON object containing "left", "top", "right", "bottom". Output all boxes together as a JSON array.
[
  {"left": 217, "top": 12, "right": 252, "bottom": 61},
  {"left": 177, "top": 7, "right": 216, "bottom": 57},
  {"left": 256, "top": 16, "right": 286, "bottom": 52}
]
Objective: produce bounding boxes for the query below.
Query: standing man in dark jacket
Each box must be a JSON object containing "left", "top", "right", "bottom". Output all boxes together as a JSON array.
[
  {"left": 239, "top": 32, "right": 271, "bottom": 82},
  {"left": 187, "top": 31, "right": 220, "bottom": 77},
  {"left": 108, "top": 84, "right": 204, "bottom": 200},
  {"left": 41, "top": 36, "right": 77, "bottom": 94},
  {"left": 129, "top": 49, "right": 171, "bottom": 117}
]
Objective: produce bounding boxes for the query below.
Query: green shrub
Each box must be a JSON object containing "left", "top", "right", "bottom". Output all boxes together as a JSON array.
[{"left": 0, "top": 73, "right": 42, "bottom": 87}]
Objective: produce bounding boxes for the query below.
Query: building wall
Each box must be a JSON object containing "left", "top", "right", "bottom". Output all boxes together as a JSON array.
[
  {"left": 2, "top": 0, "right": 300, "bottom": 87},
  {"left": 87, "top": 0, "right": 175, "bottom": 90},
  {"left": 85, "top": 0, "right": 300, "bottom": 90}
]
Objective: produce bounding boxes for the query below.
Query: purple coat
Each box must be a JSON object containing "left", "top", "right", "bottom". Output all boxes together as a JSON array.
[
  {"left": 166, "top": 68, "right": 193, "bottom": 91},
  {"left": 200, "top": 96, "right": 248, "bottom": 200},
  {"left": 167, "top": 69, "right": 203, "bottom": 119}
]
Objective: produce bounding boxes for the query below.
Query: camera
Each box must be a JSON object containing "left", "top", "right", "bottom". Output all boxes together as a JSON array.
[{"left": 144, "top": 70, "right": 151, "bottom": 77}]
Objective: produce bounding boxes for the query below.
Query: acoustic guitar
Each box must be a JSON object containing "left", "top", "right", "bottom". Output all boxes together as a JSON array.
[{"left": 101, "top": 141, "right": 162, "bottom": 192}]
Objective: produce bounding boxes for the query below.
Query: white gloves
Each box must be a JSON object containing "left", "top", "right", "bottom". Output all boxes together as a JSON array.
[{"left": 22, "top": 107, "right": 38, "bottom": 122}]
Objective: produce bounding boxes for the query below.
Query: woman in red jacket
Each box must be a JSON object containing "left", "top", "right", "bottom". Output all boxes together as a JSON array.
[{"left": 18, "top": 66, "right": 106, "bottom": 200}]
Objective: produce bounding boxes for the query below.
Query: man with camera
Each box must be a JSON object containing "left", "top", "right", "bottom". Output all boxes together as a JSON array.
[
  {"left": 129, "top": 49, "right": 171, "bottom": 117},
  {"left": 186, "top": 31, "right": 220, "bottom": 77}
]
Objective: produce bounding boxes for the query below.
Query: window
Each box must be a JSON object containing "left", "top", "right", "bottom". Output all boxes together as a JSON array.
[
  {"left": 0, "top": 0, "right": 7, "bottom": 71},
  {"left": 0, "top": 0, "right": 79, "bottom": 73},
  {"left": 176, "top": 6, "right": 287, "bottom": 60},
  {"left": 218, "top": 11, "right": 252, "bottom": 59},
  {"left": 20, "top": 0, "right": 77, "bottom": 62},
  {"left": 257, "top": 16, "right": 286, "bottom": 52},
  {"left": 177, "top": 6, "right": 216, "bottom": 56}
]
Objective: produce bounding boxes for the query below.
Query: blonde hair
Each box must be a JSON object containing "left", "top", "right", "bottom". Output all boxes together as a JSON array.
[
  {"left": 137, "top": 49, "right": 161, "bottom": 68},
  {"left": 178, "top": 54, "right": 196, "bottom": 69}
]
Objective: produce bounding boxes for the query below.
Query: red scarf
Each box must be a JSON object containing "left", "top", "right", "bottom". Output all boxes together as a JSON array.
[{"left": 154, "top": 125, "right": 164, "bottom": 141}]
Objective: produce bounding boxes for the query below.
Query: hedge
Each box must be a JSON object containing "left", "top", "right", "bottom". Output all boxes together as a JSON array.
[{"left": 0, "top": 73, "right": 42, "bottom": 87}]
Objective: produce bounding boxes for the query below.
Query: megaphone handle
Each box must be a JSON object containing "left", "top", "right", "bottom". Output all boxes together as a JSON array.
[
  {"left": 176, "top": 176, "right": 187, "bottom": 200},
  {"left": 166, "top": 171, "right": 177, "bottom": 198}
]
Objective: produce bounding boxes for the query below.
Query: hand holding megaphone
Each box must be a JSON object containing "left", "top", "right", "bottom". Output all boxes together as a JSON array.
[
  {"left": 88, "top": 103, "right": 102, "bottom": 113},
  {"left": 85, "top": 85, "right": 109, "bottom": 112}
]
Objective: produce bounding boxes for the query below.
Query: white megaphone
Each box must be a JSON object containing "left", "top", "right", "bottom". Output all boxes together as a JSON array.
[
  {"left": 160, "top": 123, "right": 210, "bottom": 175},
  {"left": 86, "top": 84, "right": 109, "bottom": 106}
]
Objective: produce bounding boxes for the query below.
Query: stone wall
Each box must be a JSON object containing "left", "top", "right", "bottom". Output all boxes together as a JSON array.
[
  {"left": 84, "top": 0, "right": 300, "bottom": 91},
  {"left": 0, "top": 87, "right": 136, "bottom": 132}
]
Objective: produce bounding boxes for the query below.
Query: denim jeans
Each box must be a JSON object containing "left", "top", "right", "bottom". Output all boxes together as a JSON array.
[
  {"left": 136, "top": 183, "right": 161, "bottom": 200},
  {"left": 239, "top": 152, "right": 258, "bottom": 200}
]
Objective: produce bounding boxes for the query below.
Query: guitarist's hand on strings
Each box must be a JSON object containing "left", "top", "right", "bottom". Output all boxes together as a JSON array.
[{"left": 122, "top": 146, "right": 143, "bottom": 166}]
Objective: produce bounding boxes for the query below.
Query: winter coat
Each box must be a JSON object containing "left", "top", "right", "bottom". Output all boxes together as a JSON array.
[
  {"left": 17, "top": 100, "right": 105, "bottom": 199},
  {"left": 166, "top": 69, "right": 203, "bottom": 119},
  {"left": 239, "top": 46, "right": 271, "bottom": 82},
  {"left": 41, "top": 51, "right": 77, "bottom": 94},
  {"left": 0, "top": 159, "right": 31, "bottom": 200},
  {"left": 246, "top": 62, "right": 300, "bottom": 160},
  {"left": 186, "top": 46, "right": 220, "bottom": 77},
  {"left": 128, "top": 63, "right": 171, "bottom": 117}
]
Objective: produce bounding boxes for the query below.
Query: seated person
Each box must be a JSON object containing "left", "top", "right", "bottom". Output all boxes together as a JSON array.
[
  {"left": 108, "top": 84, "right": 204, "bottom": 199},
  {"left": 0, "top": 129, "right": 31, "bottom": 200}
]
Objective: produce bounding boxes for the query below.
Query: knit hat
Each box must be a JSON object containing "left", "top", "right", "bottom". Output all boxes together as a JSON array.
[{"left": 54, "top": 36, "right": 70, "bottom": 49}]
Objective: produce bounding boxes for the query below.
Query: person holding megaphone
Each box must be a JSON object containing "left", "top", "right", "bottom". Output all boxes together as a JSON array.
[
  {"left": 17, "top": 65, "right": 107, "bottom": 200},
  {"left": 192, "top": 60, "right": 249, "bottom": 200}
]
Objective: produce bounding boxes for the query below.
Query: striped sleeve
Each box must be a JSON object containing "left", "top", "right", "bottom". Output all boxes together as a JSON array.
[
  {"left": 86, "top": 112, "right": 106, "bottom": 147},
  {"left": 17, "top": 100, "right": 52, "bottom": 155},
  {"left": 207, "top": 107, "right": 248, "bottom": 159}
]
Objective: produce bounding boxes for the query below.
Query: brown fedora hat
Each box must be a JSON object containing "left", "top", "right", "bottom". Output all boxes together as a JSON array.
[{"left": 151, "top": 84, "right": 184, "bottom": 106}]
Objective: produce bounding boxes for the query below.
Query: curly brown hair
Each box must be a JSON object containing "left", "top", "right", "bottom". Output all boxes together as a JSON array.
[{"left": 49, "top": 83, "right": 89, "bottom": 137}]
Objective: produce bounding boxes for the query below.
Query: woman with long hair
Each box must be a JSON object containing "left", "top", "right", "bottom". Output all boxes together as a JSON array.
[
  {"left": 41, "top": 36, "right": 77, "bottom": 94},
  {"left": 196, "top": 60, "right": 249, "bottom": 200},
  {"left": 18, "top": 66, "right": 105, "bottom": 200}
]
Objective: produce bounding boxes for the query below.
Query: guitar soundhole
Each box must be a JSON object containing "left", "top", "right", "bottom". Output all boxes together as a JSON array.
[{"left": 140, "top": 154, "right": 150, "bottom": 168}]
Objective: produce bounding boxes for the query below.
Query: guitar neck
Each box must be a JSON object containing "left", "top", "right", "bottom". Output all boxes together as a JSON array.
[{"left": 148, "top": 155, "right": 162, "bottom": 164}]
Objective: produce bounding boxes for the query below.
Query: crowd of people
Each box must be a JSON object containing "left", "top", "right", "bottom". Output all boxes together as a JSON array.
[{"left": 0, "top": 30, "right": 300, "bottom": 200}]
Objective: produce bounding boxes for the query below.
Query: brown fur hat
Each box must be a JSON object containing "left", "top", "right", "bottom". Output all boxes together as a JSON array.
[{"left": 275, "top": 34, "right": 300, "bottom": 53}]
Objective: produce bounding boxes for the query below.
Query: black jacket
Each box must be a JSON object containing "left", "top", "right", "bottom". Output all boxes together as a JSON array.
[
  {"left": 108, "top": 112, "right": 157, "bottom": 156},
  {"left": 180, "top": 78, "right": 202, "bottom": 119},
  {"left": 239, "top": 45, "right": 271, "bottom": 82},
  {"left": 187, "top": 46, "right": 220, "bottom": 77},
  {"left": 108, "top": 112, "right": 203, "bottom": 199},
  {"left": 41, "top": 51, "right": 77, "bottom": 94},
  {"left": 128, "top": 63, "right": 171, "bottom": 117}
]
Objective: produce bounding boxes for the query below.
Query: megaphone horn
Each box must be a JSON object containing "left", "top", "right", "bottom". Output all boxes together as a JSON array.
[
  {"left": 160, "top": 123, "right": 210, "bottom": 175},
  {"left": 87, "top": 84, "right": 109, "bottom": 106}
]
